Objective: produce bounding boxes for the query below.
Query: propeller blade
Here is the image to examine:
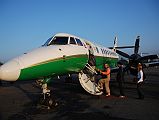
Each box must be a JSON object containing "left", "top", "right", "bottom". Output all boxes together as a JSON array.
[
  {"left": 116, "top": 50, "right": 130, "bottom": 58},
  {"left": 134, "top": 36, "right": 140, "bottom": 54},
  {"left": 139, "top": 54, "right": 159, "bottom": 61}
]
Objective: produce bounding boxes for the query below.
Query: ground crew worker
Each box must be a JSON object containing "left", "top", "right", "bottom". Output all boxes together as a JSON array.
[
  {"left": 0, "top": 80, "right": 2, "bottom": 86},
  {"left": 116, "top": 61, "right": 125, "bottom": 98},
  {"left": 97, "top": 64, "right": 111, "bottom": 96}
]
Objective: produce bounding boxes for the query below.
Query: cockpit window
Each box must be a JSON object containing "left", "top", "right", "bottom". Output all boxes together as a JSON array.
[
  {"left": 43, "top": 37, "right": 53, "bottom": 46},
  {"left": 49, "top": 37, "right": 68, "bottom": 45},
  {"left": 75, "top": 38, "right": 83, "bottom": 46},
  {"left": 70, "top": 37, "right": 77, "bottom": 45}
]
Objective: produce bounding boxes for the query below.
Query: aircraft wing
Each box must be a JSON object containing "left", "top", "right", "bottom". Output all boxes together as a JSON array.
[
  {"left": 140, "top": 54, "right": 159, "bottom": 68},
  {"left": 108, "top": 46, "right": 135, "bottom": 49},
  {"left": 139, "top": 54, "right": 158, "bottom": 60},
  {"left": 144, "top": 61, "right": 159, "bottom": 68}
]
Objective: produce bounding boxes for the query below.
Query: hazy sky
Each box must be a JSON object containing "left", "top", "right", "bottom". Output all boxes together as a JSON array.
[{"left": 0, "top": 0, "right": 159, "bottom": 62}]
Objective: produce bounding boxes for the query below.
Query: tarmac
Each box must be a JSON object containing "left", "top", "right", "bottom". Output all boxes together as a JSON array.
[{"left": 0, "top": 67, "right": 159, "bottom": 120}]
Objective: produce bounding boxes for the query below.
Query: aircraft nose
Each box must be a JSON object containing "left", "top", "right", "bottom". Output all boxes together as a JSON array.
[{"left": 0, "top": 60, "right": 20, "bottom": 81}]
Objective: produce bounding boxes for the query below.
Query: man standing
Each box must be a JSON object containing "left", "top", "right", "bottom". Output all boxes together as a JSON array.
[
  {"left": 97, "top": 64, "right": 111, "bottom": 96},
  {"left": 0, "top": 62, "right": 2, "bottom": 86},
  {"left": 0, "top": 80, "right": 2, "bottom": 86},
  {"left": 116, "top": 61, "right": 125, "bottom": 98}
]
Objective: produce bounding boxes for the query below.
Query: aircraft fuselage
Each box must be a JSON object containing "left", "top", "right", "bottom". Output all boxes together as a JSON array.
[{"left": 0, "top": 33, "right": 119, "bottom": 82}]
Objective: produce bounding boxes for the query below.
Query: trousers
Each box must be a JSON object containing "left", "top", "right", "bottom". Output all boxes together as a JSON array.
[
  {"left": 98, "top": 77, "right": 110, "bottom": 94},
  {"left": 137, "top": 82, "right": 144, "bottom": 99}
]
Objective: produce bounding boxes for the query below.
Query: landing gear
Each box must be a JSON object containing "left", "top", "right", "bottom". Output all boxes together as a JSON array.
[
  {"left": 36, "top": 79, "right": 58, "bottom": 109},
  {"left": 65, "top": 74, "right": 73, "bottom": 83},
  {"left": 42, "top": 83, "right": 51, "bottom": 100}
]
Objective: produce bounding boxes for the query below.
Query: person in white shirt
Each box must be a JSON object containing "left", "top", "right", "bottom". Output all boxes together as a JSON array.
[{"left": 137, "top": 63, "right": 144, "bottom": 99}]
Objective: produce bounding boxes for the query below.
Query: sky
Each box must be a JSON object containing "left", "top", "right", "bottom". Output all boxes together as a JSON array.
[{"left": 0, "top": 0, "right": 159, "bottom": 62}]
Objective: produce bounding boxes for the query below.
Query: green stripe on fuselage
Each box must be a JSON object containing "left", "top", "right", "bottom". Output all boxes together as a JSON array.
[
  {"left": 95, "top": 56, "right": 118, "bottom": 70},
  {"left": 18, "top": 54, "right": 118, "bottom": 80},
  {"left": 18, "top": 54, "right": 88, "bottom": 80}
]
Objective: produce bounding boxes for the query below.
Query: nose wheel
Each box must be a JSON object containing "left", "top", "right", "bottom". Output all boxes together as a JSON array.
[{"left": 36, "top": 80, "right": 58, "bottom": 109}]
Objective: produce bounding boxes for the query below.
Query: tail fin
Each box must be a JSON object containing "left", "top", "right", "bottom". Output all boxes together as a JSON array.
[{"left": 108, "top": 36, "right": 134, "bottom": 50}]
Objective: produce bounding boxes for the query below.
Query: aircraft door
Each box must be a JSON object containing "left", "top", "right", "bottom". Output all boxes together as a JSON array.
[
  {"left": 88, "top": 45, "right": 96, "bottom": 67},
  {"left": 78, "top": 44, "right": 103, "bottom": 95}
]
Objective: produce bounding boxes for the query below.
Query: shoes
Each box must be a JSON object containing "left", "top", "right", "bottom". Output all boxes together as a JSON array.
[
  {"left": 119, "top": 96, "right": 125, "bottom": 98},
  {"left": 106, "top": 94, "right": 110, "bottom": 97}
]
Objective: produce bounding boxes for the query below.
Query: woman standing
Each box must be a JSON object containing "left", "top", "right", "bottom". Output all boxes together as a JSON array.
[{"left": 137, "top": 63, "right": 144, "bottom": 99}]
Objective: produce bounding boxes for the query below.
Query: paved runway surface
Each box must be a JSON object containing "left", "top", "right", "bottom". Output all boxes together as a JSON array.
[{"left": 0, "top": 67, "right": 159, "bottom": 120}]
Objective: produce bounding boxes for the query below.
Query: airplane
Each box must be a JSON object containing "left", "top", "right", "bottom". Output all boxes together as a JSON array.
[
  {"left": 0, "top": 33, "right": 158, "bottom": 100},
  {"left": 0, "top": 33, "right": 119, "bottom": 97}
]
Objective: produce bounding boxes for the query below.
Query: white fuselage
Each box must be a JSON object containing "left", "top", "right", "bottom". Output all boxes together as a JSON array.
[{"left": 0, "top": 33, "right": 119, "bottom": 81}]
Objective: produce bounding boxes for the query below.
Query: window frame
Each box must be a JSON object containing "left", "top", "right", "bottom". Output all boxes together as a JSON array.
[
  {"left": 48, "top": 36, "right": 69, "bottom": 45},
  {"left": 69, "top": 37, "right": 77, "bottom": 45},
  {"left": 75, "top": 38, "right": 84, "bottom": 46}
]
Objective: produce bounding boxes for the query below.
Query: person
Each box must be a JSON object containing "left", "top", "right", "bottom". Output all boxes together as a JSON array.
[
  {"left": 88, "top": 50, "right": 96, "bottom": 67},
  {"left": 97, "top": 64, "right": 111, "bottom": 96},
  {"left": 116, "top": 61, "right": 125, "bottom": 98},
  {"left": 0, "top": 62, "right": 2, "bottom": 86},
  {"left": 136, "top": 63, "right": 144, "bottom": 99},
  {"left": 0, "top": 80, "right": 2, "bottom": 86}
]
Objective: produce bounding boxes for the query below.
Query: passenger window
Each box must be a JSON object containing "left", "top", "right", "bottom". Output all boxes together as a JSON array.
[
  {"left": 101, "top": 49, "right": 103, "bottom": 54},
  {"left": 70, "top": 37, "right": 77, "bottom": 45},
  {"left": 75, "top": 38, "right": 83, "bottom": 46}
]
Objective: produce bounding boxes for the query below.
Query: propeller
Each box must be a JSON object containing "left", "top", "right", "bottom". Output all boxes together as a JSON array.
[
  {"left": 115, "top": 36, "right": 159, "bottom": 75},
  {"left": 116, "top": 36, "right": 141, "bottom": 60},
  {"left": 116, "top": 49, "right": 130, "bottom": 59}
]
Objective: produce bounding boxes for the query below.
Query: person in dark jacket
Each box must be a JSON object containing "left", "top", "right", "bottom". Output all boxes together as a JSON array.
[{"left": 116, "top": 61, "right": 125, "bottom": 98}]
